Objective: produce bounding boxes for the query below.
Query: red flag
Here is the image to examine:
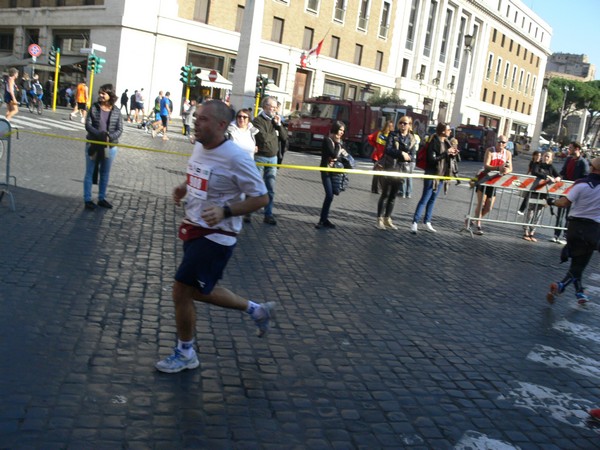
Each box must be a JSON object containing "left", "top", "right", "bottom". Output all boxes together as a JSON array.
[{"left": 300, "top": 38, "right": 324, "bottom": 68}]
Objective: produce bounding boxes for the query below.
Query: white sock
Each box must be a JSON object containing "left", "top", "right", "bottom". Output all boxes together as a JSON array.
[
  {"left": 177, "top": 339, "right": 195, "bottom": 358},
  {"left": 246, "top": 300, "right": 261, "bottom": 318}
]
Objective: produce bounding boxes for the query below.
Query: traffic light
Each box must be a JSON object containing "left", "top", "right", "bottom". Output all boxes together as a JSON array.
[
  {"left": 87, "top": 54, "right": 96, "bottom": 72},
  {"left": 255, "top": 75, "right": 264, "bottom": 97},
  {"left": 48, "top": 46, "right": 58, "bottom": 66},
  {"left": 189, "top": 66, "right": 200, "bottom": 87},
  {"left": 180, "top": 64, "right": 191, "bottom": 85},
  {"left": 95, "top": 56, "right": 105, "bottom": 74},
  {"left": 255, "top": 75, "right": 270, "bottom": 97}
]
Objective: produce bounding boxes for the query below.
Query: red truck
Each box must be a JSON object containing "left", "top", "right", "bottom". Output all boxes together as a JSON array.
[
  {"left": 287, "top": 96, "right": 428, "bottom": 157},
  {"left": 454, "top": 124, "right": 497, "bottom": 161}
]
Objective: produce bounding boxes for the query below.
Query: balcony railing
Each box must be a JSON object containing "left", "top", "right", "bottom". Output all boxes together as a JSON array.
[
  {"left": 358, "top": 16, "right": 368, "bottom": 30},
  {"left": 378, "top": 25, "right": 388, "bottom": 39}
]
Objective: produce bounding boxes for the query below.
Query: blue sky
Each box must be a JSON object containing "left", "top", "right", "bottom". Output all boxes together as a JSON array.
[{"left": 524, "top": 0, "right": 599, "bottom": 79}]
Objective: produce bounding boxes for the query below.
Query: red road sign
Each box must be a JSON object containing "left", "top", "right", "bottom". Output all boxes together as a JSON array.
[
  {"left": 28, "top": 44, "right": 42, "bottom": 57},
  {"left": 208, "top": 70, "right": 218, "bottom": 82}
]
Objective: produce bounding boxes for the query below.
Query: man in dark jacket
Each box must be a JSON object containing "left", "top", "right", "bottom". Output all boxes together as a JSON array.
[
  {"left": 251, "top": 96, "right": 288, "bottom": 225},
  {"left": 551, "top": 141, "right": 590, "bottom": 244}
]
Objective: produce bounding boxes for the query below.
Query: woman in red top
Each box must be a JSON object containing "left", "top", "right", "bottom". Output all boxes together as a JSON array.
[{"left": 367, "top": 120, "right": 394, "bottom": 194}]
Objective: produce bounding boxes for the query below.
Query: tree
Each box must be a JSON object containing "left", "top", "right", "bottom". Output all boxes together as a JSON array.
[{"left": 544, "top": 77, "right": 600, "bottom": 146}]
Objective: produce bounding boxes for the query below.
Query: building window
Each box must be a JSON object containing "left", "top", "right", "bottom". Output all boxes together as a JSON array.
[
  {"left": 378, "top": 1, "right": 391, "bottom": 39},
  {"left": 271, "top": 17, "right": 284, "bottom": 43},
  {"left": 235, "top": 5, "right": 244, "bottom": 32},
  {"left": 494, "top": 58, "right": 502, "bottom": 84},
  {"left": 83, "top": 0, "right": 96, "bottom": 4},
  {"left": 516, "top": 44, "right": 520, "bottom": 56},
  {"left": 56, "top": 0, "right": 66, "bottom": 5},
  {"left": 306, "top": 0, "right": 319, "bottom": 14},
  {"left": 511, "top": 66, "right": 517, "bottom": 89},
  {"left": 406, "top": 0, "right": 419, "bottom": 50},
  {"left": 375, "top": 51, "right": 383, "bottom": 71},
  {"left": 523, "top": 48, "right": 527, "bottom": 61},
  {"left": 482, "top": 88, "right": 487, "bottom": 102},
  {"left": 423, "top": 1, "right": 438, "bottom": 57},
  {"left": 508, "top": 97, "right": 512, "bottom": 109},
  {"left": 401, "top": 58, "right": 409, "bottom": 77},
  {"left": 357, "top": 0, "right": 370, "bottom": 31},
  {"left": 518, "top": 70, "right": 524, "bottom": 92},
  {"left": 348, "top": 85, "right": 357, "bottom": 100},
  {"left": 0, "top": 31, "right": 14, "bottom": 51},
  {"left": 32, "top": 0, "right": 40, "bottom": 6},
  {"left": 330, "top": 36, "right": 340, "bottom": 58},
  {"left": 324, "top": 80, "right": 345, "bottom": 99},
  {"left": 334, "top": 0, "right": 346, "bottom": 22},
  {"left": 486, "top": 54, "right": 493, "bottom": 80},
  {"left": 525, "top": 73, "right": 530, "bottom": 95},
  {"left": 515, "top": 99, "right": 519, "bottom": 112},
  {"left": 491, "top": 91, "right": 496, "bottom": 104},
  {"left": 501, "top": 34, "right": 505, "bottom": 47},
  {"left": 193, "top": 0, "right": 210, "bottom": 23},
  {"left": 354, "top": 44, "right": 363, "bottom": 65},
  {"left": 500, "top": 94, "right": 504, "bottom": 107},
  {"left": 303, "top": 27, "right": 314, "bottom": 50},
  {"left": 503, "top": 62, "right": 510, "bottom": 87},
  {"left": 439, "top": 8, "right": 452, "bottom": 63},
  {"left": 509, "top": 39, "right": 513, "bottom": 52},
  {"left": 454, "top": 16, "right": 465, "bottom": 68}
]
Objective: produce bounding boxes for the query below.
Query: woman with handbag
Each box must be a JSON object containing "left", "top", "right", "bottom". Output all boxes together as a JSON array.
[
  {"left": 316, "top": 121, "right": 347, "bottom": 229},
  {"left": 83, "top": 83, "right": 123, "bottom": 210}
]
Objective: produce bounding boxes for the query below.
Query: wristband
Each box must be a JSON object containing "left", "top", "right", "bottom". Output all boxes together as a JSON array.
[{"left": 223, "top": 205, "right": 232, "bottom": 218}]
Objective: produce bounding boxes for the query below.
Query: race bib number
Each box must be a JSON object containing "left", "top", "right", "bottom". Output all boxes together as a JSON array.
[{"left": 187, "top": 162, "right": 212, "bottom": 200}]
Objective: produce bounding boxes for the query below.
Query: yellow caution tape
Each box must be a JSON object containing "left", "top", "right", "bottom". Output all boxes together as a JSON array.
[{"left": 9, "top": 128, "right": 472, "bottom": 181}]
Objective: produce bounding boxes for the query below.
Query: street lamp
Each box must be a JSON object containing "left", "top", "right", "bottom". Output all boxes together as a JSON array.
[
  {"left": 556, "top": 85, "right": 573, "bottom": 142},
  {"left": 431, "top": 77, "right": 441, "bottom": 124},
  {"left": 450, "top": 34, "right": 474, "bottom": 126}
]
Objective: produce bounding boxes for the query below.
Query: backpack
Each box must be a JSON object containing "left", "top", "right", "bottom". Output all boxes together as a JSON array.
[{"left": 416, "top": 137, "right": 432, "bottom": 170}]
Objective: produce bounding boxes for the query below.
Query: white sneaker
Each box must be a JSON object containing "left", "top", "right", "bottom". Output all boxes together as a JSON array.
[
  {"left": 410, "top": 222, "right": 418, "bottom": 234},
  {"left": 549, "top": 236, "right": 557, "bottom": 243},
  {"left": 376, "top": 217, "right": 386, "bottom": 230},
  {"left": 517, "top": 210, "right": 525, "bottom": 216},
  {"left": 557, "top": 238, "right": 567, "bottom": 245},
  {"left": 425, "top": 222, "right": 437, "bottom": 233}
]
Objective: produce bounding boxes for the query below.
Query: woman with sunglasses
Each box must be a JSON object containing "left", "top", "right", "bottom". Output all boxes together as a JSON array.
[
  {"left": 226, "top": 108, "right": 258, "bottom": 159},
  {"left": 227, "top": 108, "right": 259, "bottom": 222},
  {"left": 376, "top": 116, "right": 416, "bottom": 230},
  {"left": 83, "top": 83, "right": 123, "bottom": 210}
]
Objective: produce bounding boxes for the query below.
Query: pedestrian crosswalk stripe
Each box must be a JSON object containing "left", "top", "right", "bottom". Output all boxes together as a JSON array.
[
  {"left": 527, "top": 344, "right": 600, "bottom": 379},
  {"left": 497, "top": 381, "right": 598, "bottom": 433},
  {"left": 553, "top": 319, "right": 600, "bottom": 344},
  {"left": 11, "top": 115, "right": 80, "bottom": 131},
  {"left": 454, "top": 431, "right": 519, "bottom": 449}
]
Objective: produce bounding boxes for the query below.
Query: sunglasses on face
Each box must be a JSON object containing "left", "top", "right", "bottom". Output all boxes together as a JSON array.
[
  {"left": 237, "top": 115, "right": 249, "bottom": 119},
  {"left": 498, "top": 141, "right": 506, "bottom": 144},
  {"left": 399, "top": 122, "right": 410, "bottom": 125}
]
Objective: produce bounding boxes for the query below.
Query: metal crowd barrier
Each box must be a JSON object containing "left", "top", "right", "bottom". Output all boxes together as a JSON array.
[
  {"left": 462, "top": 172, "right": 574, "bottom": 238},
  {"left": 0, "top": 118, "right": 16, "bottom": 211}
]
